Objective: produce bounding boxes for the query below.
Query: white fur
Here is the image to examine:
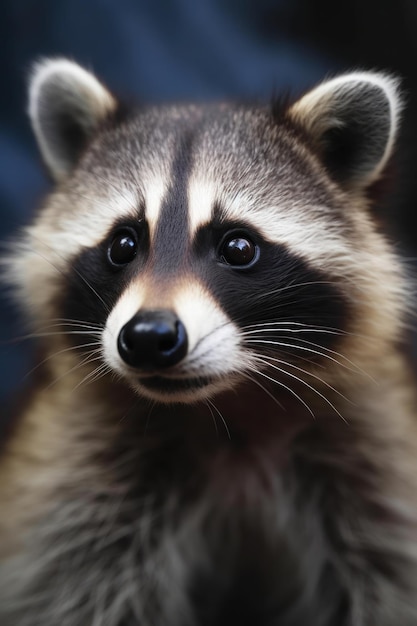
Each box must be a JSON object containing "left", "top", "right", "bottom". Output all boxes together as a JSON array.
[
  {"left": 144, "top": 178, "right": 168, "bottom": 240},
  {"left": 103, "top": 277, "right": 246, "bottom": 403},
  {"left": 172, "top": 280, "right": 243, "bottom": 377},
  {"left": 102, "top": 281, "right": 147, "bottom": 380},
  {"left": 187, "top": 178, "right": 217, "bottom": 236}
]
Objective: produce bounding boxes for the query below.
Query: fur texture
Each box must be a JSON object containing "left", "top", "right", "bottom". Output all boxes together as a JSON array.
[{"left": 1, "top": 60, "right": 417, "bottom": 625}]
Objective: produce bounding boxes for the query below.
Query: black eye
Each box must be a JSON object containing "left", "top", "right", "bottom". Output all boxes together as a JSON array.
[
  {"left": 108, "top": 228, "right": 138, "bottom": 266},
  {"left": 220, "top": 233, "right": 258, "bottom": 267}
]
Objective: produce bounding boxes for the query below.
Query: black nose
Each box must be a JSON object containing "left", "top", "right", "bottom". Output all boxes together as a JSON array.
[{"left": 117, "top": 309, "right": 188, "bottom": 370}]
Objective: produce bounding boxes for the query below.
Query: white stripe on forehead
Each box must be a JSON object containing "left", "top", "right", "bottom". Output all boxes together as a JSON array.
[
  {"left": 144, "top": 177, "right": 168, "bottom": 239},
  {"left": 187, "top": 178, "right": 217, "bottom": 236}
]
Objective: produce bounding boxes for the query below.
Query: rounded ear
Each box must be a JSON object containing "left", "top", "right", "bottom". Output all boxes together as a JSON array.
[
  {"left": 287, "top": 72, "right": 402, "bottom": 191},
  {"left": 28, "top": 58, "right": 117, "bottom": 181}
]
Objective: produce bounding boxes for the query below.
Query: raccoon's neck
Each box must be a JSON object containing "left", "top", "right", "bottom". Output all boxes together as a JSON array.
[{"left": 2, "top": 349, "right": 417, "bottom": 626}]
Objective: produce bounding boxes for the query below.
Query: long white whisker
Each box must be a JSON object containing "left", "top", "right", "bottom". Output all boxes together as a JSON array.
[
  {"left": 43, "top": 352, "right": 105, "bottom": 392},
  {"left": 204, "top": 401, "right": 219, "bottom": 437},
  {"left": 72, "top": 362, "right": 111, "bottom": 392},
  {"left": 116, "top": 397, "right": 143, "bottom": 425},
  {"left": 242, "top": 321, "right": 348, "bottom": 334},
  {"left": 250, "top": 367, "right": 315, "bottom": 418},
  {"left": 186, "top": 321, "right": 233, "bottom": 365},
  {"left": 242, "top": 325, "right": 345, "bottom": 335},
  {"left": 251, "top": 280, "right": 336, "bottom": 301},
  {"left": 244, "top": 337, "right": 367, "bottom": 377},
  {"left": 207, "top": 398, "right": 231, "bottom": 440},
  {"left": 287, "top": 337, "right": 376, "bottom": 381},
  {"left": 28, "top": 235, "right": 112, "bottom": 315},
  {"left": 70, "top": 267, "right": 112, "bottom": 316},
  {"left": 257, "top": 353, "right": 354, "bottom": 406},
  {"left": 23, "top": 342, "right": 102, "bottom": 380},
  {"left": 142, "top": 401, "right": 156, "bottom": 434},
  {"left": 263, "top": 335, "right": 376, "bottom": 382},
  {"left": 8, "top": 330, "right": 102, "bottom": 343},
  {"left": 253, "top": 355, "right": 347, "bottom": 423},
  {"left": 241, "top": 372, "right": 285, "bottom": 411},
  {"left": 40, "top": 320, "right": 104, "bottom": 330}
]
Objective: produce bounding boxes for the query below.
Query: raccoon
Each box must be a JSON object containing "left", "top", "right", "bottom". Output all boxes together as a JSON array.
[{"left": 0, "top": 58, "right": 417, "bottom": 626}]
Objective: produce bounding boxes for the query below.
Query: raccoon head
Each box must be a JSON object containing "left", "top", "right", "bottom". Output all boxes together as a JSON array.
[{"left": 9, "top": 59, "right": 405, "bottom": 406}]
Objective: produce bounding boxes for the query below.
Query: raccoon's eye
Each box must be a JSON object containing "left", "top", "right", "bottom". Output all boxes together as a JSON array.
[
  {"left": 108, "top": 228, "right": 138, "bottom": 266},
  {"left": 219, "top": 233, "right": 258, "bottom": 267}
]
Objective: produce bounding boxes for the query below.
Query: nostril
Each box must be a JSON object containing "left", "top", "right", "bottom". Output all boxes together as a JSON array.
[
  {"left": 158, "top": 321, "right": 184, "bottom": 354},
  {"left": 118, "top": 310, "right": 188, "bottom": 370},
  {"left": 122, "top": 333, "right": 134, "bottom": 353},
  {"left": 159, "top": 334, "right": 177, "bottom": 354}
]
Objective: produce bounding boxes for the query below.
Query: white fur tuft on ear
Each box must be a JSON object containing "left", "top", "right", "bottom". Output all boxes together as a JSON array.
[
  {"left": 29, "top": 58, "right": 116, "bottom": 181},
  {"left": 288, "top": 72, "right": 402, "bottom": 190}
]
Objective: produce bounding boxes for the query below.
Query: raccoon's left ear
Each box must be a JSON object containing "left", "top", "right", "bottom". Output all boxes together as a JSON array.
[
  {"left": 28, "top": 58, "right": 117, "bottom": 181},
  {"left": 287, "top": 72, "right": 402, "bottom": 191}
]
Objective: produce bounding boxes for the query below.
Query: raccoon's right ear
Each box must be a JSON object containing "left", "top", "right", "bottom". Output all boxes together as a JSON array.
[{"left": 28, "top": 59, "right": 117, "bottom": 181}]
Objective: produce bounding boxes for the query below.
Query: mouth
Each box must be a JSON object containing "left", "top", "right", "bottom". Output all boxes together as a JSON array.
[{"left": 138, "top": 374, "right": 216, "bottom": 398}]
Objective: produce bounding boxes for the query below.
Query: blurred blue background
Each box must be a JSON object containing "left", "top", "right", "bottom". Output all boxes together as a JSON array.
[{"left": 2, "top": 0, "right": 417, "bottom": 422}]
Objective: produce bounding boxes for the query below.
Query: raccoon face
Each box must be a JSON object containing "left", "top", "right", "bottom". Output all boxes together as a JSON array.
[{"left": 9, "top": 60, "right": 404, "bottom": 405}]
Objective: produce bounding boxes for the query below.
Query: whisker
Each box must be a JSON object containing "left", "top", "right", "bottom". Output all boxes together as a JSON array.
[
  {"left": 297, "top": 338, "right": 377, "bottom": 385},
  {"left": 70, "top": 268, "right": 112, "bottom": 317},
  {"left": 276, "top": 335, "right": 376, "bottom": 382},
  {"left": 249, "top": 366, "right": 315, "bottom": 418},
  {"left": 28, "top": 235, "right": 112, "bottom": 316},
  {"left": 205, "top": 401, "right": 219, "bottom": 437},
  {"left": 207, "top": 398, "right": 231, "bottom": 440},
  {"left": 242, "top": 320, "right": 348, "bottom": 333},
  {"left": 257, "top": 353, "right": 354, "bottom": 406},
  {"left": 22, "top": 342, "right": 102, "bottom": 380},
  {"left": 244, "top": 337, "right": 370, "bottom": 378},
  {"left": 72, "top": 362, "right": 111, "bottom": 392},
  {"left": 41, "top": 319, "right": 104, "bottom": 330},
  {"left": 241, "top": 327, "right": 343, "bottom": 337},
  {"left": 186, "top": 321, "right": 232, "bottom": 365},
  {"left": 43, "top": 352, "right": 105, "bottom": 392},
  {"left": 251, "top": 280, "right": 336, "bottom": 301},
  {"left": 6, "top": 330, "right": 102, "bottom": 344},
  {"left": 252, "top": 355, "right": 347, "bottom": 423},
  {"left": 142, "top": 401, "right": 156, "bottom": 434},
  {"left": 116, "top": 398, "right": 143, "bottom": 425},
  {"left": 240, "top": 372, "right": 285, "bottom": 411},
  {"left": 243, "top": 319, "right": 373, "bottom": 344}
]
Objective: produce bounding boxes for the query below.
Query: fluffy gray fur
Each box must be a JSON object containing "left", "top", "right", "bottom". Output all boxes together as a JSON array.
[{"left": 1, "top": 60, "right": 417, "bottom": 626}]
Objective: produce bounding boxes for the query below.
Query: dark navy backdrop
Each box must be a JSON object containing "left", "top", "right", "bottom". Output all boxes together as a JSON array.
[{"left": 1, "top": 0, "right": 416, "bottom": 419}]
